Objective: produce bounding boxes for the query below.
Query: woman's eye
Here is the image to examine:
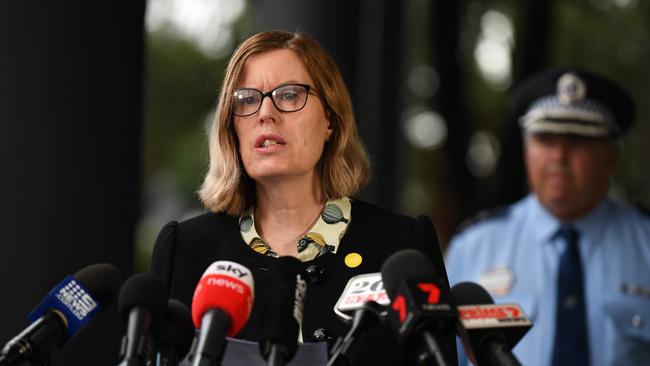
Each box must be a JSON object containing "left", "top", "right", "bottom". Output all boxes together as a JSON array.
[
  {"left": 235, "top": 90, "right": 260, "bottom": 106},
  {"left": 282, "top": 92, "right": 298, "bottom": 100}
]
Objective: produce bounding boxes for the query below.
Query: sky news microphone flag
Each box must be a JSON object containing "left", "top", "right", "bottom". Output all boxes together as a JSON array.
[{"left": 191, "top": 261, "right": 254, "bottom": 366}]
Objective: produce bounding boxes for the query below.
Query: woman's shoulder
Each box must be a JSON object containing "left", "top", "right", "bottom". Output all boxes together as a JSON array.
[
  {"left": 152, "top": 210, "right": 238, "bottom": 264},
  {"left": 345, "top": 198, "right": 444, "bottom": 282},
  {"left": 351, "top": 198, "right": 430, "bottom": 227},
  {"left": 159, "top": 210, "right": 236, "bottom": 239},
  {"left": 177, "top": 210, "right": 235, "bottom": 228},
  {"left": 348, "top": 198, "right": 437, "bottom": 249},
  {"left": 351, "top": 198, "right": 410, "bottom": 219},
  {"left": 151, "top": 210, "right": 240, "bottom": 292}
]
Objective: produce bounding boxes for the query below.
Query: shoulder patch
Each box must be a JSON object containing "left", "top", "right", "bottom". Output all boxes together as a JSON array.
[{"left": 455, "top": 205, "right": 510, "bottom": 235}]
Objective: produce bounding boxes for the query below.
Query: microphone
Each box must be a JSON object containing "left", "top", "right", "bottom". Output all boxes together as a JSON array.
[
  {"left": 152, "top": 299, "right": 194, "bottom": 366},
  {"left": 0, "top": 263, "right": 123, "bottom": 366},
  {"left": 259, "top": 256, "right": 307, "bottom": 366},
  {"left": 327, "top": 301, "right": 384, "bottom": 366},
  {"left": 332, "top": 272, "right": 389, "bottom": 322},
  {"left": 381, "top": 249, "right": 457, "bottom": 366},
  {"left": 116, "top": 272, "right": 169, "bottom": 366},
  {"left": 190, "top": 261, "right": 255, "bottom": 366},
  {"left": 451, "top": 282, "right": 531, "bottom": 366},
  {"left": 327, "top": 272, "right": 388, "bottom": 365}
]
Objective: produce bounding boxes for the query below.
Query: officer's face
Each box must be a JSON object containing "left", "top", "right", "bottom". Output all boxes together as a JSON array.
[{"left": 524, "top": 133, "right": 618, "bottom": 220}]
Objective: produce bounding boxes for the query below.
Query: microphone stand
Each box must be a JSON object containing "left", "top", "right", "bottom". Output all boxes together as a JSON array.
[
  {"left": 0, "top": 352, "right": 51, "bottom": 366},
  {"left": 117, "top": 307, "right": 150, "bottom": 366},
  {"left": 155, "top": 350, "right": 179, "bottom": 366},
  {"left": 31, "top": 355, "right": 51, "bottom": 366},
  {"left": 267, "top": 345, "right": 286, "bottom": 366},
  {"left": 191, "top": 310, "right": 230, "bottom": 366},
  {"left": 421, "top": 331, "right": 447, "bottom": 366}
]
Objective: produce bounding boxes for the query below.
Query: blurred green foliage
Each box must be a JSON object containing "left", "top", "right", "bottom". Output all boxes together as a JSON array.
[
  {"left": 136, "top": 29, "right": 228, "bottom": 270},
  {"left": 143, "top": 29, "right": 227, "bottom": 197}
]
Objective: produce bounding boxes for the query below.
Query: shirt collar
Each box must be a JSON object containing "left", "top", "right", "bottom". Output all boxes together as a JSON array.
[
  {"left": 526, "top": 194, "right": 561, "bottom": 244},
  {"left": 571, "top": 197, "right": 611, "bottom": 246},
  {"left": 527, "top": 193, "right": 611, "bottom": 246},
  {"left": 238, "top": 196, "right": 352, "bottom": 262}
]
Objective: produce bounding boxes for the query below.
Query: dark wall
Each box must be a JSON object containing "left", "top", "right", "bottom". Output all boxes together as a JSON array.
[{"left": 0, "top": 1, "right": 145, "bottom": 364}]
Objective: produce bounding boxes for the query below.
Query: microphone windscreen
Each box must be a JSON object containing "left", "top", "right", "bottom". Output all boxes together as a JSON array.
[
  {"left": 191, "top": 261, "right": 254, "bottom": 336},
  {"left": 154, "top": 299, "right": 195, "bottom": 359},
  {"left": 380, "top": 249, "right": 436, "bottom": 298},
  {"left": 259, "top": 256, "right": 305, "bottom": 362},
  {"left": 262, "top": 256, "right": 304, "bottom": 341},
  {"left": 450, "top": 282, "right": 494, "bottom": 306},
  {"left": 118, "top": 273, "right": 169, "bottom": 323},
  {"left": 73, "top": 263, "right": 123, "bottom": 307},
  {"left": 272, "top": 256, "right": 304, "bottom": 286}
]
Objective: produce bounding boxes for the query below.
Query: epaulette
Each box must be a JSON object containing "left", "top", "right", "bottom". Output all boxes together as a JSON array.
[{"left": 454, "top": 205, "right": 510, "bottom": 235}]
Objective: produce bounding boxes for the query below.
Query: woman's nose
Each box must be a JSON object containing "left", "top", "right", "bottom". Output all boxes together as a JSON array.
[{"left": 257, "top": 96, "right": 278, "bottom": 123}]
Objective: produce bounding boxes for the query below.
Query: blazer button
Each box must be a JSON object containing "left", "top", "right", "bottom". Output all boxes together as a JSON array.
[
  {"left": 312, "top": 328, "right": 332, "bottom": 342},
  {"left": 305, "top": 264, "right": 325, "bottom": 284}
]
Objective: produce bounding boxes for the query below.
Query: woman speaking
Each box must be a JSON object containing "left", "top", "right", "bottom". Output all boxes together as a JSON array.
[{"left": 151, "top": 30, "right": 455, "bottom": 365}]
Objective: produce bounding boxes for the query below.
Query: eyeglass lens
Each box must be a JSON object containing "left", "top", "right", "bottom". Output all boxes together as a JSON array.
[{"left": 233, "top": 84, "right": 309, "bottom": 116}]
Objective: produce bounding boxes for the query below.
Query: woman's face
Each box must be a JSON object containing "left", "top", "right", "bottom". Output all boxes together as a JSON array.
[{"left": 233, "top": 49, "right": 332, "bottom": 185}]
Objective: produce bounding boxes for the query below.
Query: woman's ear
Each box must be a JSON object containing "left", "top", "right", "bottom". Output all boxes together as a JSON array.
[{"left": 325, "top": 117, "right": 334, "bottom": 141}]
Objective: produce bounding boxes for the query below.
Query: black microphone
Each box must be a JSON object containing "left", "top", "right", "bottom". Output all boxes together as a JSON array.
[
  {"left": 0, "top": 263, "right": 122, "bottom": 366},
  {"left": 381, "top": 249, "right": 457, "bottom": 366},
  {"left": 259, "top": 256, "right": 307, "bottom": 366},
  {"left": 152, "top": 299, "right": 195, "bottom": 366},
  {"left": 332, "top": 272, "right": 389, "bottom": 322},
  {"left": 451, "top": 282, "right": 531, "bottom": 366},
  {"left": 327, "top": 272, "right": 389, "bottom": 365},
  {"left": 327, "top": 300, "right": 384, "bottom": 366},
  {"left": 117, "top": 273, "right": 169, "bottom": 366}
]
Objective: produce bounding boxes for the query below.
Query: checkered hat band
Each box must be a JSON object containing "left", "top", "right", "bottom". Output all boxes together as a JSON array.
[{"left": 519, "top": 96, "right": 620, "bottom": 136}]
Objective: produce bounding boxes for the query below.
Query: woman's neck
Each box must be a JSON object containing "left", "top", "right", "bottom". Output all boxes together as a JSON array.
[{"left": 254, "top": 178, "right": 324, "bottom": 257}]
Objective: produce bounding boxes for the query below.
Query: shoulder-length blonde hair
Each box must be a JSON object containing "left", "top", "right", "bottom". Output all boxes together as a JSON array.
[{"left": 199, "top": 31, "right": 370, "bottom": 216}]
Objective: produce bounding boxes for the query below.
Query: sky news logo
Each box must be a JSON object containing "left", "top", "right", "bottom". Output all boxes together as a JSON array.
[{"left": 56, "top": 279, "right": 98, "bottom": 320}]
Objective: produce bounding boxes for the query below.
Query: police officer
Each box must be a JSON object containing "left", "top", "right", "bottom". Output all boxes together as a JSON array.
[{"left": 446, "top": 67, "right": 650, "bottom": 366}]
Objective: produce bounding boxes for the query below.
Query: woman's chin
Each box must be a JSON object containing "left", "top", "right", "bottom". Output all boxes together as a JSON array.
[{"left": 248, "top": 169, "right": 311, "bottom": 183}]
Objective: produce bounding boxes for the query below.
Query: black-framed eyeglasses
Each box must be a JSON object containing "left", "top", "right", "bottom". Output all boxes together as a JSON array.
[{"left": 232, "top": 83, "right": 314, "bottom": 117}]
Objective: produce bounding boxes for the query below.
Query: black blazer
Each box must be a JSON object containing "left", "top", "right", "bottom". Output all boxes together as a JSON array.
[{"left": 151, "top": 199, "right": 456, "bottom": 365}]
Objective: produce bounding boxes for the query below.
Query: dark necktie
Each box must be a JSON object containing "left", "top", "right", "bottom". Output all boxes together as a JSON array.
[{"left": 551, "top": 226, "right": 590, "bottom": 366}]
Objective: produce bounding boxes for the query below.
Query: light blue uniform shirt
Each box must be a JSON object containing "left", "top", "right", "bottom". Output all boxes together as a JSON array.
[{"left": 446, "top": 194, "right": 650, "bottom": 366}]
